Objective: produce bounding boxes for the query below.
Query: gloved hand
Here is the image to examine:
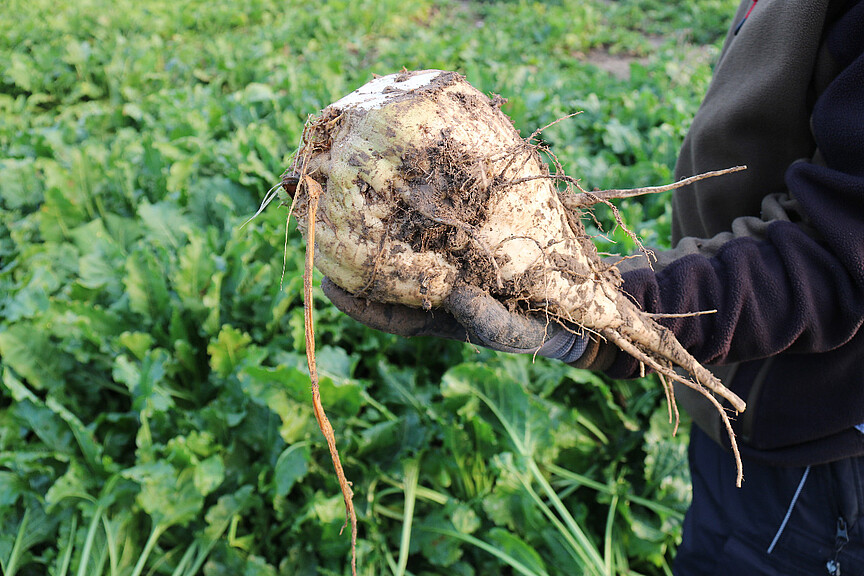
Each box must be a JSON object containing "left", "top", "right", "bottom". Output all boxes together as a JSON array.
[{"left": 322, "top": 278, "right": 587, "bottom": 363}]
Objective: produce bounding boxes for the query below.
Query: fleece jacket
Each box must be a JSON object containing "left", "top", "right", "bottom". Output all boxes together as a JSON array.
[{"left": 581, "top": 0, "right": 864, "bottom": 466}]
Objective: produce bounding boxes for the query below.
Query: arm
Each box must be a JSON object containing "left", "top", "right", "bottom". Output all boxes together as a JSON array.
[{"left": 595, "top": 0, "right": 864, "bottom": 378}]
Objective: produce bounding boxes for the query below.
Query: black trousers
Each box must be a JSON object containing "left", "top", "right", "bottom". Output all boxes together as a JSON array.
[{"left": 673, "top": 426, "right": 864, "bottom": 576}]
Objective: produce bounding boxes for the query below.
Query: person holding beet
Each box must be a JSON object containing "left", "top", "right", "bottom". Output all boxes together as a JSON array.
[{"left": 323, "top": 0, "right": 864, "bottom": 572}]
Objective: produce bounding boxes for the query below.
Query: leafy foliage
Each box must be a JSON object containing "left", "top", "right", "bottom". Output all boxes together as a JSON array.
[{"left": 1, "top": 0, "right": 733, "bottom": 574}]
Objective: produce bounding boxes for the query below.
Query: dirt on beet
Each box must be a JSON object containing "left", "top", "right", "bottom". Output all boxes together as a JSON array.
[{"left": 297, "top": 79, "right": 540, "bottom": 303}]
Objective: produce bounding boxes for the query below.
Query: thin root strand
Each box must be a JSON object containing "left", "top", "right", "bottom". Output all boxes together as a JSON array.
[
  {"left": 603, "top": 329, "right": 743, "bottom": 487},
  {"left": 301, "top": 175, "right": 359, "bottom": 576},
  {"left": 563, "top": 165, "right": 748, "bottom": 208},
  {"left": 658, "top": 374, "right": 680, "bottom": 435}
]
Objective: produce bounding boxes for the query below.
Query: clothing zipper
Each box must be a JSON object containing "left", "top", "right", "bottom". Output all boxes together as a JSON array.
[
  {"left": 826, "top": 516, "right": 849, "bottom": 575},
  {"left": 734, "top": 0, "right": 759, "bottom": 35}
]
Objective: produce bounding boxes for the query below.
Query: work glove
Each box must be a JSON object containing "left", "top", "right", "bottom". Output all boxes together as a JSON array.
[{"left": 322, "top": 278, "right": 588, "bottom": 363}]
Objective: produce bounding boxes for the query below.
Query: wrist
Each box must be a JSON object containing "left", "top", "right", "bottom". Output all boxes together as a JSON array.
[
  {"left": 569, "top": 338, "right": 617, "bottom": 371},
  {"left": 537, "top": 327, "right": 588, "bottom": 363}
]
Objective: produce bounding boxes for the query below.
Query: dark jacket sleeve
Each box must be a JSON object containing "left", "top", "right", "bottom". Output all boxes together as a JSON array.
[{"left": 597, "top": 0, "right": 864, "bottom": 379}]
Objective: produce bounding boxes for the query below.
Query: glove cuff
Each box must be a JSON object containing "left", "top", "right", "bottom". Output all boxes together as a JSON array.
[{"left": 537, "top": 327, "right": 588, "bottom": 363}]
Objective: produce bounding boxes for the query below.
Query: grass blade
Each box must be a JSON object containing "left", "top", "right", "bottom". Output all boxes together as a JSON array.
[
  {"left": 546, "top": 463, "right": 684, "bottom": 520},
  {"left": 516, "top": 463, "right": 604, "bottom": 575},
  {"left": 5, "top": 507, "right": 31, "bottom": 576},
  {"left": 603, "top": 493, "right": 619, "bottom": 576},
  {"left": 77, "top": 505, "right": 104, "bottom": 576},
  {"left": 169, "top": 543, "right": 197, "bottom": 576},
  {"left": 129, "top": 524, "right": 164, "bottom": 576},
  {"left": 467, "top": 380, "right": 605, "bottom": 575},
  {"left": 396, "top": 459, "right": 420, "bottom": 576},
  {"left": 56, "top": 514, "right": 78, "bottom": 576},
  {"left": 422, "top": 527, "right": 549, "bottom": 576}
]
